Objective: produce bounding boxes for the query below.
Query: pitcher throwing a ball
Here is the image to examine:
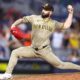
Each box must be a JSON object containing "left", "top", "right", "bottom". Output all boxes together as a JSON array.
[{"left": 0, "top": 3, "right": 80, "bottom": 80}]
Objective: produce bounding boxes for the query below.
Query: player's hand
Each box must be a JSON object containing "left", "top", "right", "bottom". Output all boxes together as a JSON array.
[{"left": 67, "top": 5, "right": 73, "bottom": 14}]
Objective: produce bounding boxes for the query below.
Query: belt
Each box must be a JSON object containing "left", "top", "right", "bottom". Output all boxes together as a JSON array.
[{"left": 33, "top": 45, "right": 48, "bottom": 51}]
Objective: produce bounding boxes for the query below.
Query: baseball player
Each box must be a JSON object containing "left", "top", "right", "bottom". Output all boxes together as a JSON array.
[{"left": 0, "top": 3, "right": 80, "bottom": 80}]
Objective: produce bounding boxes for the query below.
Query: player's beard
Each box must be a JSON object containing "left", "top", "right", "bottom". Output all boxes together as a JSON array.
[{"left": 41, "top": 12, "right": 50, "bottom": 18}]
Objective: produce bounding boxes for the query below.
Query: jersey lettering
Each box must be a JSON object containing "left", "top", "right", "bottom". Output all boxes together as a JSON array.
[{"left": 32, "top": 24, "right": 52, "bottom": 31}]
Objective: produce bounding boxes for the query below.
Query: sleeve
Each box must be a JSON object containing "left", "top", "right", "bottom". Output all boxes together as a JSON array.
[
  {"left": 55, "top": 21, "right": 64, "bottom": 29},
  {"left": 22, "top": 15, "right": 34, "bottom": 23}
]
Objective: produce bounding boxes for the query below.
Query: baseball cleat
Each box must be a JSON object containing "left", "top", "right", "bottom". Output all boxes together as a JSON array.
[{"left": 0, "top": 73, "right": 12, "bottom": 80}]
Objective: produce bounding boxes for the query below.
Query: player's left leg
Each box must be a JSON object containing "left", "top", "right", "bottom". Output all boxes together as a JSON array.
[
  {"left": 0, "top": 46, "right": 37, "bottom": 80},
  {"left": 39, "top": 46, "right": 80, "bottom": 70}
]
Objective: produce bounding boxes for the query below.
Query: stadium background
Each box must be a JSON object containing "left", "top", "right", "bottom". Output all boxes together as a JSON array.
[{"left": 0, "top": 0, "right": 80, "bottom": 74}]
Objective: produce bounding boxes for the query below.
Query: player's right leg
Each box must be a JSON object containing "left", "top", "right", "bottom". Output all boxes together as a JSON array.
[
  {"left": 45, "top": 52, "right": 80, "bottom": 70},
  {"left": 39, "top": 46, "right": 80, "bottom": 70},
  {"left": 0, "top": 46, "right": 36, "bottom": 80}
]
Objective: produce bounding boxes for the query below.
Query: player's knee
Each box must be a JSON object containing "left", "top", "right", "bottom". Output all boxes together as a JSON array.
[
  {"left": 11, "top": 50, "right": 18, "bottom": 57},
  {"left": 54, "top": 62, "right": 66, "bottom": 69}
]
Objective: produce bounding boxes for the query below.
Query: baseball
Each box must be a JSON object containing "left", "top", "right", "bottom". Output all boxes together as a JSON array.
[{"left": 67, "top": 5, "right": 73, "bottom": 9}]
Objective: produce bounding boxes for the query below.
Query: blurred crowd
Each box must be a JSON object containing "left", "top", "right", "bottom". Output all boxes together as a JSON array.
[
  {"left": 51, "top": 25, "right": 80, "bottom": 62},
  {"left": 0, "top": 0, "right": 80, "bottom": 62}
]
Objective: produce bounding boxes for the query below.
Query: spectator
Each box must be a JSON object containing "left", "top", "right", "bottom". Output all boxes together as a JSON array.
[
  {"left": 69, "top": 29, "right": 79, "bottom": 48},
  {"left": 69, "top": 29, "right": 80, "bottom": 59},
  {"left": 63, "top": 31, "right": 70, "bottom": 49},
  {"left": 0, "top": 32, "right": 10, "bottom": 59},
  {"left": 0, "top": 45, "right": 5, "bottom": 59},
  {"left": 2, "top": 26, "right": 22, "bottom": 52},
  {"left": 51, "top": 28, "right": 64, "bottom": 49},
  {"left": 51, "top": 28, "right": 64, "bottom": 58}
]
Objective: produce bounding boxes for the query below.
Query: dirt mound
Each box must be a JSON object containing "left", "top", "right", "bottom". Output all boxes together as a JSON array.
[{"left": 13, "top": 73, "right": 80, "bottom": 80}]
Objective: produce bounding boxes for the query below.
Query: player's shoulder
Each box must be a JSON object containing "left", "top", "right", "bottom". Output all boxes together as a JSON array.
[
  {"left": 30, "top": 15, "right": 42, "bottom": 20},
  {"left": 23, "top": 15, "right": 37, "bottom": 18},
  {"left": 28, "top": 15, "right": 40, "bottom": 18},
  {"left": 23, "top": 14, "right": 39, "bottom": 20}
]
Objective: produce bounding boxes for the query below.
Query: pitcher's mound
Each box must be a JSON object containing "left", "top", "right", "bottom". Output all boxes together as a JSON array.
[{"left": 13, "top": 72, "right": 80, "bottom": 80}]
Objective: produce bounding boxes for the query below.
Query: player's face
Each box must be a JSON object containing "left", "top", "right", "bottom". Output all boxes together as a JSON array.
[{"left": 41, "top": 9, "right": 52, "bottom": 18}]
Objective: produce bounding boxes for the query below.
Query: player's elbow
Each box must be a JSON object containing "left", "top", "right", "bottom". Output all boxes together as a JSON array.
[
  {"left": 11, "top": 18, "right": 23, "bottom": 28},
  {"left": 63, "top": 24, "right": 71, "bottom": 29}
]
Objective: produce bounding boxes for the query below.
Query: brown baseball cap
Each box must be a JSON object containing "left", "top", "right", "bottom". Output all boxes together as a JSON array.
[{"left": 42, "top": 3, "right": 54, "bottom": 11}]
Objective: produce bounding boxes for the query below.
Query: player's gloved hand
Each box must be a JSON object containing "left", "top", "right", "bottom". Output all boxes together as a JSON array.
[
  {"left": 10, "top": 27, "right": 25, "bottom": 40},
  {"left": 10, "top": 27, "right": 31, "bottom": 42}
]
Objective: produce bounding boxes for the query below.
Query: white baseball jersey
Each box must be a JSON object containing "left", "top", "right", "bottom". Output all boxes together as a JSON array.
[{"left": 23, "top": 15, "right": 63, "bottom": 48}]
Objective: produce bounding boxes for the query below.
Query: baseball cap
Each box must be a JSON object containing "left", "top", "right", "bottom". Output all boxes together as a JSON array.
[{"left": 42, "top": 3, "right": 54, "bottom": 11}]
